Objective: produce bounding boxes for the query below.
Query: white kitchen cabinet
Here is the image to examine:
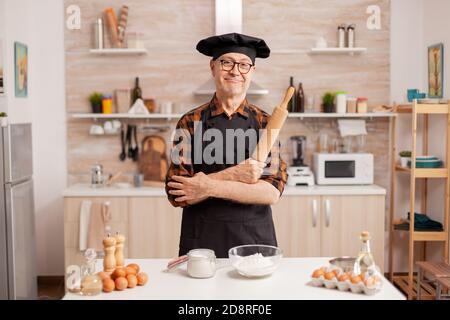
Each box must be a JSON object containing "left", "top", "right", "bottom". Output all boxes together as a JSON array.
[
  {"left": 272, "top": 196, "right": 321, "bottom": 257},
  {"left": 272, "top": 194, "right": 385, "bottom": 271},
  {"left": 127, "top": 197, "right": 182, "bottom": 259},
  {"left": 64, "top": 197, "right": 128, "bottom": 269}
]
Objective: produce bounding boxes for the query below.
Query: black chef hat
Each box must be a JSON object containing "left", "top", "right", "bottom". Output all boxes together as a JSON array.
[{"left": 196, "top": 33, "right": 270, "bottom": 64}]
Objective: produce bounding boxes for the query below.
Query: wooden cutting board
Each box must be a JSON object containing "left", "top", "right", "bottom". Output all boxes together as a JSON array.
[{"left": 138, "top": 135, "right": 168, "bottom": 182}]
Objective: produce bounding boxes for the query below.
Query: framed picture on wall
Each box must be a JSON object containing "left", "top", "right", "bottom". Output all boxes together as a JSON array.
[
  {"left": 0, "top": 39, "right": 4, "bottom": 95},
  {"left": 14, "top": 41, "right": 28, "bottom": 98},
  {"left": 428, "top": 43, "right": 444, "bottom": 98}
]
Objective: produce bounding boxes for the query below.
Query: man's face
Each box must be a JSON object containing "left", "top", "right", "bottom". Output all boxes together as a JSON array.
[{"left": 210, "top": 52, "right": 255, "bottom": 96}]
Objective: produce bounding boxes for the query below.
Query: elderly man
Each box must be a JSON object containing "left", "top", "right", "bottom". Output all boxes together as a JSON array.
[{"left": 165, "top": 33, "right": 287, "bottom": 258}]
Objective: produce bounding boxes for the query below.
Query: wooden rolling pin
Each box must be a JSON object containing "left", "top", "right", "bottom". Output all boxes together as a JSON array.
[{"left": 252, "top": 87, "right": 295, "bottom": 162}]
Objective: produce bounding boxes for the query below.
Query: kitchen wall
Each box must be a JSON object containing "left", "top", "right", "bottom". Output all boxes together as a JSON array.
[
  {"left": 0, "top": 0, "right": 67, "bottom": 276},
  {"left": 64, "top": 0, "right": 391, "bottom": 188},
  {"left": 420, "top": 0, "right": 450, "bottom": 264},
  {"left": 390, "top": 0, "right": 450, "bottom": 271}
]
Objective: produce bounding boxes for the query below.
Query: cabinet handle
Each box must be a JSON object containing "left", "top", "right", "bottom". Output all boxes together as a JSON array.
[
  {"left": 325, "top": 199, "right": 331, "bottom": 228},
  {"left": 312, "top": 199, "right": 318, "bottom": 228}
]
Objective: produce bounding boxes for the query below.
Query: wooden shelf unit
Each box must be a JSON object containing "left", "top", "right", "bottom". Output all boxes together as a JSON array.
[{"left": 389, "top": 100, "right": 450, "bottom": 299}]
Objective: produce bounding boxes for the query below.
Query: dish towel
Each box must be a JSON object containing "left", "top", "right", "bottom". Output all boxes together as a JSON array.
[
  {"left": 87, "top": 202, "right": 112, "bottom": 252},
  {"left": 338, "top": 119, "right": 367, "bottom": 137},
  {"left": 394, "top": 212, "right": 444, "bottom": 231},
  {"left": 79, "top": 200, "right": 92, "bottom": 251}
]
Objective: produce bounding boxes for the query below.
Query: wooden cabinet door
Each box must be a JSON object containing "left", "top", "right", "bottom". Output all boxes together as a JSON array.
[
  {"left": 272, "top": 196, "right": 321, "bottom": 257},
  {"left": 64, "top": 197, "right": 128, "bottom": 268},
  {"left": 320, "top": 195, "right": 385, "bottom": 271},
  {"left": 128, "top": 197, "right": 182, "bottom": 258}
]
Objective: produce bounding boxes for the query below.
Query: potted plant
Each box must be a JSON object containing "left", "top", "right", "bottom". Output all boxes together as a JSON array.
[
  {"left": 89, "top": 92, "right": 103, "bottom": 114},
  {"left": 399, "top": 150, "right": 412, "bottom": 167},
  {"left": 322, "top": 92, "right": 335, "bottom": 113},
  {"left": 0, "top": 112, "right": 7, "bottom": 127}
]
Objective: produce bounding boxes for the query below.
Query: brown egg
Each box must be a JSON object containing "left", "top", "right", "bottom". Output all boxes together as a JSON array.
[
  {"left": 97, "top": 271, "right": 111, "bottom": 280},
  {"left": 102, "top": 278, "right": 115, "bottom": 293},
  {"left": 127, "top": 263, "right": 140, "bottom": 274},
  {"left": 351, "top": 275, "right": 363, "bottom": 284},
  {"left": 125, "top": 266, "right": 137, "bottom": 276},
  {"left": 338, "top": 273, "right": 350, "bottom": 282},
  {"left": 312, "top": 269, "right": 325, "bottom": 278},
  {"left": 112, "top": 268, "right": 126, "bottom": 280},
  {"left": 115, "top": 277, "right": 128, "bottom": 291},
  {"left": 137, "top": 272, "right": 148, "bottom": 286},
  {"left": 332, "top": 269, "right": 340, "bottom": 277},
  {"left": 324, "top": 272, "right": 336, "bottom": 280},
  {"left": 127, "top": 274, "right": 137, "bottom": 288}
]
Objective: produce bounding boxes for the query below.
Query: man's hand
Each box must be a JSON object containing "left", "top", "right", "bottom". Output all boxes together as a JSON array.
[
  {"left": 167, "top": 172, "right": 216, "bottom": 205},
  {"left": 227, "top": 159, "right": 266, "bottom": 184}
]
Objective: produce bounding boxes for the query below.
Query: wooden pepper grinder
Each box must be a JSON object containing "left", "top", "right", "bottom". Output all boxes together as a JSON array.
[
  {"left": 114, "top": 232, "right": 126, "bottom": 268},
  {"left": 103, "top": 234, "right": 116, "bottom": 272}
]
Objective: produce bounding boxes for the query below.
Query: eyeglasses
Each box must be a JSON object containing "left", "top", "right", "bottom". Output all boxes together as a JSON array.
[{"left": 219, "top": 59, "right": 254, "bottom": 74}]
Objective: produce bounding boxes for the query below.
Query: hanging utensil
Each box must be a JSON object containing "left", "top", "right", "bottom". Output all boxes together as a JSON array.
[
  {"left": 132, "top": 125, "right": 139, "bottom": 161},
  {"left": 126, "top": 125, "right": 133, "bottom": 159},
  {"left": 119, "top": 127, "right": 126, "bottom": 161}
]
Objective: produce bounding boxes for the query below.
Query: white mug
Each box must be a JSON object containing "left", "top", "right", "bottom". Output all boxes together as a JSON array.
[
  {"left": 160, "top": 101, "right": 173, "bottom": 114},
  {"left": 316, "top": 37, "right": 327, "bottom": 48},
  {"left": 90, "top": 124, "right": 104, "bottom": 135}
]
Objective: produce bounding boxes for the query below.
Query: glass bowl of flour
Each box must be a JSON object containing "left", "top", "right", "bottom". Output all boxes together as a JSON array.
[{"left": 228, "top": 245, "right": 282, "bottom": 278}]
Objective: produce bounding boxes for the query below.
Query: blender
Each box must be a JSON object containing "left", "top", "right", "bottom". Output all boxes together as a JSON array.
[{"left": 287, "top": 136, "right": 315, "bottom": 186}]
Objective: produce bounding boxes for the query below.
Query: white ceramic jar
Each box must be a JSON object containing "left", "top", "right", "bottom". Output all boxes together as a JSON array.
[
  {"left": 336, "top": 92, "right": 347, "bottom": 114},
  {"left": 187, "top": 249, "right": 216, "bottom": 279}
]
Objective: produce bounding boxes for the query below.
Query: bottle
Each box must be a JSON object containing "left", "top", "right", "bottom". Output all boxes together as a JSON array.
[
  {"left": 353, "top": 231, "right": 376, "bottom": 276},
  {"left": 347, "top": 24, "right": 356, "bottom": 48},
  {"left": 80, "top": 248, "right": 102, "bottom": 296},
  {"left": 338, "top": 24, "right": 347, "bottom": 48},
  {"left": 287, "top": 77, "right": 297, "bottom": 112},
  {"left": 94, "top": 18, "right": 104, "bottom": 49},
  {"left": 132, "top": 77, "right": 142, "bottom": 104},
  {"left": 297, "top": 82, "right": 305, "bottom": 113}
]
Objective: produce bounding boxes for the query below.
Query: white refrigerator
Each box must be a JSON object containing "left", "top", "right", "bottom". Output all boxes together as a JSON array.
[{"left": 0, "top": 123, "right": 37, "bottom": 299}]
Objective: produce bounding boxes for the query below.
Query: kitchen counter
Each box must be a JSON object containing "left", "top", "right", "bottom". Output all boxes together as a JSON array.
[
  {"left": 62, "top": 184, "right": 386, "bottom": 197},
  {"left": 63, "top": 258, "right": 404, "bottom": 300}
]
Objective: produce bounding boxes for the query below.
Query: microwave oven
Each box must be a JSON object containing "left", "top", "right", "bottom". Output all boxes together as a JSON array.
[{"left": 313, "top": 153, "right": 374, "bottom": 185}]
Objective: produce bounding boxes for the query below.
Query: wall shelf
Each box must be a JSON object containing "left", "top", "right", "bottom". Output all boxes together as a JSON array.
[
  {"left": 287, "top": 112, "right": 395, "bottom": 119},
  {"left": 89, "top": 48, "right": 148, "bottom": 55},
  {"left": 309, "top": 47, "right": 367, "bottom": 55},
  {"left": 70, "top": 113, "right": 182, "bottom": 120},
  {"left": 70, "top": 112, "right": 395, "bottom": 121}
]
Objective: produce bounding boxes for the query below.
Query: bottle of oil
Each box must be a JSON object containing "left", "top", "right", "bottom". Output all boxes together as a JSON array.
[
  {"left": 80, "top": 248, "right": 102, "bottom": 296},
  {"left": 353, "top": 231, "right": 376, "bottom": 276},
  {"left": 287, "top": 77, "right": 297, "bottom": 112}
]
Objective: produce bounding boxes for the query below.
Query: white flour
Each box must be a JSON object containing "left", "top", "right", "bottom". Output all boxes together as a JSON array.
[{"left": 233, "top": 253, "right": 276, "bottom": 276}]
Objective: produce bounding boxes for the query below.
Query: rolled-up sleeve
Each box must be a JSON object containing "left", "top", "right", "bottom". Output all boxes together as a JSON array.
[
  {"left": 165, "top": 117, "right": 194, "bottom": 207},
  {"left": 260, "top": 139, "right": 288, "bottom": 196}
]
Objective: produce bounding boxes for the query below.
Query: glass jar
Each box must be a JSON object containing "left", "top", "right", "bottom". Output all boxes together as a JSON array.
[
  {"left": 126, "top": 32, "right": 145, "bottom": 49},
  {"left": 80, "top": 249, "right": 102, "bottom": 296},
  {"left": 187, "top": 249, "right": 216, "bottom": 279},
  {"left": 102, "top": 95, "right": 113, "bottom": 114},
  {"left": 336, "top": 91, "right": 347, "bottom": 114},
  {"left": 357, "top": 97, "right": 368, "bottom": 113}
]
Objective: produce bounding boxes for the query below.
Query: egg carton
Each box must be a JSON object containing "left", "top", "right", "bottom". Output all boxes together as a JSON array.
[{"left": 310, "top": 266, "right": 382, "bottom": 296}]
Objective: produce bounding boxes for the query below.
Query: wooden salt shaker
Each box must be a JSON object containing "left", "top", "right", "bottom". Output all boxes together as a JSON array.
[
  {"left": 103, "top": 234, "right": 116, "bottom": 272},
  {"left": 114, "top": 232, "right": 126, "bottom": 268}
]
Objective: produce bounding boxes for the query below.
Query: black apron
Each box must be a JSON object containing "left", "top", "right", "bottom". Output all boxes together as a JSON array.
[{"left": 178, "top": 106, "right": 277, "bottom": 258}]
